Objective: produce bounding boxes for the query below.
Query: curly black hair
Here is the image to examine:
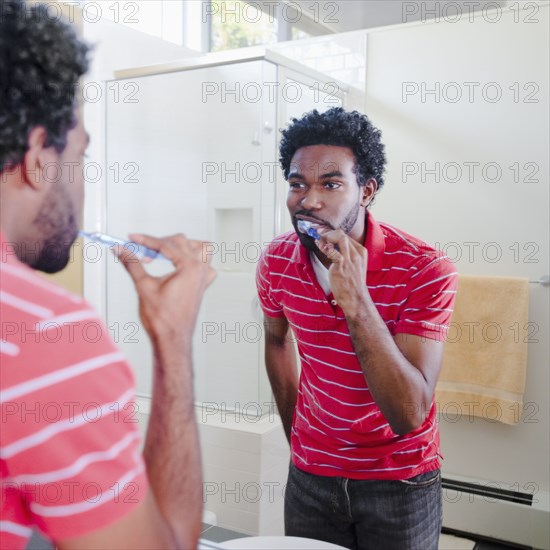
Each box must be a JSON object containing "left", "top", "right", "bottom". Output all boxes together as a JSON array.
[
  {"left": 0, "top": 0, "right": 90, "bottom": 172},
  {"left": 279, "top": 107, "right": 386, "bottom": 196}
]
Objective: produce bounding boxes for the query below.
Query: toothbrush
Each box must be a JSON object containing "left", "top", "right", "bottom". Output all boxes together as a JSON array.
[
  {"left": 297, "top": 220, "right": 321, "bottom": 240},
  {"left": 79, "top": 231, "right": 170, "bottom": 262}
]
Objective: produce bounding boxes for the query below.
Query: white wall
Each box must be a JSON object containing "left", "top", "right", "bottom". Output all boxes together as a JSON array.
[{"left": 364, "top": 0, "right": 549, "bottom": 503}]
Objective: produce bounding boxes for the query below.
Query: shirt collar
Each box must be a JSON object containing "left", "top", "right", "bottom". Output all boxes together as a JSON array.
[
  {"left": 364, "top": 211, "right": 385, "bottom": 271},
  {"left": 293, "top": 210, "right": 386, "bottom": 272}
]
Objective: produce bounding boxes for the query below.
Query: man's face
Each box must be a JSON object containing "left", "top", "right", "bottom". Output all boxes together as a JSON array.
[
  {"left": 31, "top": 112, "right": 89, "bottom": 273},
  {"left": 286, "top": 145, "right": 366, "bottom": 251}
]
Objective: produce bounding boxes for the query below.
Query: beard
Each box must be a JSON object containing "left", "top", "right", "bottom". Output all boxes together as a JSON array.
[
  {"left": 339, "top": 201, "right": 361, "bottom": 234},
  {"left": 28, "top": 180, "right": 79, "bottom": 273},
  {"left": 294, "top": 201, "right": 361, "bottom": 252}
]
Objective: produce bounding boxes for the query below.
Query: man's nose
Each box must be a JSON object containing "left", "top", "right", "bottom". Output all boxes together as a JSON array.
[{"left": 300, "top": 189, "right": 323, "bottom": 210}]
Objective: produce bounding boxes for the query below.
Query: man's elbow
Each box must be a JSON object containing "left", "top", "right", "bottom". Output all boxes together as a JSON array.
[
  {"left": 390, "top": 418, "right": 422, "bottom": 436},
  {"left": 392, "top": 403, "right": 429, "bottom": 435}
]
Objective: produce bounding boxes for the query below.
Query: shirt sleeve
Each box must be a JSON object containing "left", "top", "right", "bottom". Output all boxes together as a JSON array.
[
  {"left": 395, "top": 253, "right": 458, "bottom": 341},
  {"left": 1, "top": 310, "right": 148, "bottom": 543},
  {"left": 256, "top": 247, "right": 285, "bottom": 318}
]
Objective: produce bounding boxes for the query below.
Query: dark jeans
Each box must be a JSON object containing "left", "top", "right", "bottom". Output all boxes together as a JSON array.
[{"left": 284, "top": 462, "right": 442, "bottom": 550}]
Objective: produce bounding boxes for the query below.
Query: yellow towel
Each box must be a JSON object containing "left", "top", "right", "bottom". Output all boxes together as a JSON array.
[{"left": 436, "top": 275, "right": 529, "bottom": 425}]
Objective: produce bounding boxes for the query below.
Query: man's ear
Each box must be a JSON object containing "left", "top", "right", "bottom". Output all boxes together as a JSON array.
[
  {"left": 361, "top": 178, "right": 378, "bottom": 207},
  {"left": 22, "top": 126, "right": 57, "bottom": 190}
]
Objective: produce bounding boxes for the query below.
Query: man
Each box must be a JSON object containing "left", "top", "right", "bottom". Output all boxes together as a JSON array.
[
  {"left": 256, "top": 108, "right": 457, "bottom": 550},
  {"left": 1, "top": 2, "right": 214, "bottom": 548}
]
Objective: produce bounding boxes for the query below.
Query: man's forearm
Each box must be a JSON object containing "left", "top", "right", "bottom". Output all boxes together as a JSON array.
[
  {"left": 265, "top": 345, "right": 298, "bottom": 444},
  {"left": 272, "top": 381, "right": 298, "bottom": 444},
  {"left": 346, "top": 294, "right": 430, "bottom": 434},
  {"left": 143, "top": 337, "right": 202, "bottom": 549}
]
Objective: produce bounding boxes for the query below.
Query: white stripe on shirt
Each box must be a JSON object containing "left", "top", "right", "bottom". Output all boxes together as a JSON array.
[
  {"left": 304, "top": 379, "right": 370, "bottom": 408},
  {"left": 373, "top": 298, "right": 408, "bottom": 307},
  {"left": 380, "top": 266, "right": 414, "bottom": 272},
  {"left": 384, "top": 250, "right": 417, "bottom": 258},
  {"left": 9, "top": 431, "right": 141, "bottom": 484},
  {"left": 308, "top": 454, "right": 439, "bottom": 473},
  {"left": 35, "top": 309, "right": 99, "bottom": 332},
  {"left": 0, "top": 388, "right": 134, "bottom": 459},
  {"left": 367, "top": 283, "right": 407, "bottom": 289},
  {"left": 0, "top": 352, "right": 125, "bottom": 403},
  {"left": 271, "top": 288, "right": 324, "bottom": 303},
  {"left": 410, "top": 256, "right": 450, "bottom": 278},
  {"left": 290, "top": 320, "right": 350, "bottom": 338},
  {"left": 403, "top": 318, "right": 449, "bottom": 329},
  {"left": 301, "top": 444, "right": 379, "bottom": 462},
  {"left": 283, "top": 304, "right": 346, "bottom": 320},
  {"left": 266, "top": 253, "right": 300, "bottom": 263},
  {"left": 302, "top": 341, "right": 355, "bottom": 356},
  {"left": 409, "top": 272, "right": 457, "bottom": 294},
  {"left": 301, "top": 400, "right": 350, "bottom": 432},
  {"left": 30, "top": 461, "right": 145, "bottom": 517},
  {"left": 403, "top": 307, "right": 454, "bottom": 313},
  {"left": 0, "top": 340, "right": 20, "bottom": 356},
  {"left": 302, "top": 353, "right": 362, "bottom": 375},
  {"left": 0, "top": 521, "right": 33, "bottom": 538},
  {"left": 270, "top": 272, "right": 314, "bottom": 285},
  {"left": 0, "top": 290, "right": 53, "bottom": 318},
  {"left": 314, "top": 373, "right": 370, "bottom": 392}
]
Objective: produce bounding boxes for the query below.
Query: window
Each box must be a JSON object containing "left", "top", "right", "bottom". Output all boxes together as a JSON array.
[
  {"left": 291, "top": 26, "right": 311, "bottom": 40},
  {"left": 207, "top": 0, "right": 332, "bottom": 52},
  {"left": 209, "top": 0, "right": 278, "bottom": 52}
]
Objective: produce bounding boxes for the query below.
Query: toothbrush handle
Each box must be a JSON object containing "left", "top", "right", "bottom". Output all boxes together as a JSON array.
[{"left": 127, "top": 242, "right": 168, "bottom": 262}]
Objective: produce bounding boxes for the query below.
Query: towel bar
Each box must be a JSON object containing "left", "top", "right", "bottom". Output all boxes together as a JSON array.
[{"left": 529, "top": 275, "right": 549, "bottom": 286}]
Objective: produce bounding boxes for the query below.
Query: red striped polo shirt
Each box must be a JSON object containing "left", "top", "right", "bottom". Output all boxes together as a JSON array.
[
  {"left": 0, "top": 233, "right": 147, "bottom": 548},
  {"left": 256, "top": 212, "right": 458, "bottom": 480}
]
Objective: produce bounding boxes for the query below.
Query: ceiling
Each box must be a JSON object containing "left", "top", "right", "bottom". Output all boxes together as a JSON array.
[{"left": 289, "top": 0, "right": 510, "bottom": 33}]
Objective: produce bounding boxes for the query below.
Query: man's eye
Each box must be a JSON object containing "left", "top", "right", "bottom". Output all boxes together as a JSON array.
[
  {"left": 325, "top": 182, "right": 340, "bottom": 189},
  {"left": 289, "top": 182, "right": 304, "bottom": 189}
]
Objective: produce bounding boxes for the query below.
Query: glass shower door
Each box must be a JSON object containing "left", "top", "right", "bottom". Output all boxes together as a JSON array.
[{"left": 105, "top": 59, "right": 276, "bottom": 410}]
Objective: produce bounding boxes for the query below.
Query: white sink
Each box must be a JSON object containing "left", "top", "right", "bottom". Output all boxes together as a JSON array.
[{"left": 219, "top": 536, "right": 347, "bottom": 549}]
